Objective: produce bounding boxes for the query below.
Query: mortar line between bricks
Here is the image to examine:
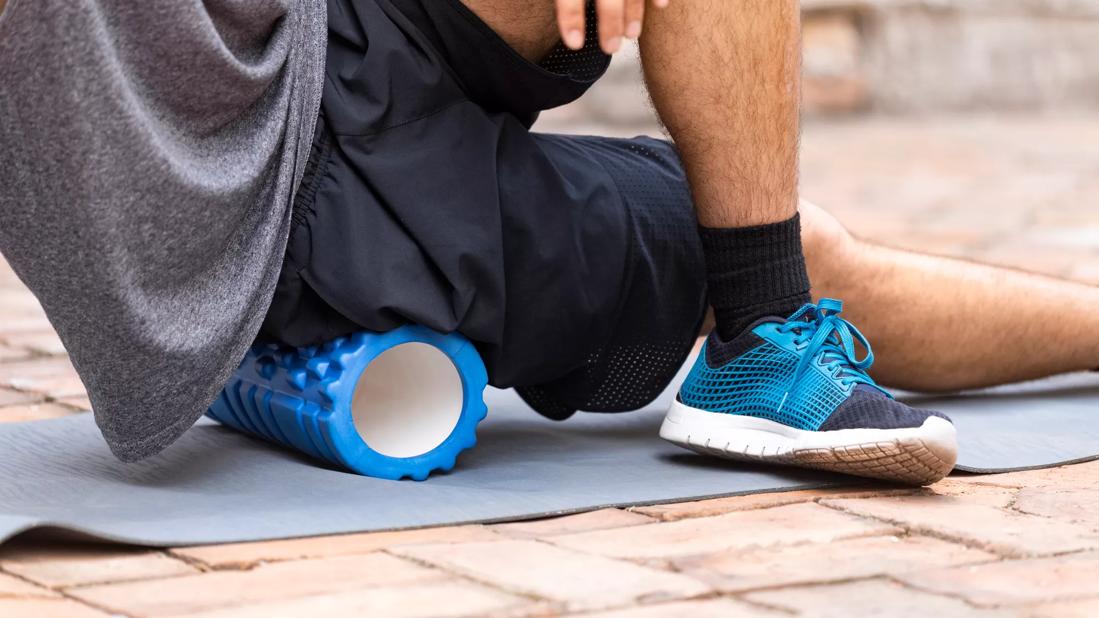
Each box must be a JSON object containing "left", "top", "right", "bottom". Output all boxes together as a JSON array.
[
  {"left": 161, "top": 549, "right": 217, "bottom": 573},
  {"left": 1004, "top": 492, "right": 1037, "bottom": 519},
  {"left": 166, "top": 528, "right": 513, "bottom": 571},
  {"left": 725, "top": 575, "right": 923, "bottom": 609},
  {"left": 724, "top": 589, "right": 804, "bottom": 616},
  {"left": 0, "top": 565, "right": 129, "bottom": 617},
  {"left": 880, "top": 573, "right": 1038, "bottom": 611},
  {"left": 1007, "top": 502, "right": 1057, "bottom": 521},
  {"left": 1008, "top": 590, "right": 1099, "bottom": 610},
  {"left": 378, "top": 547, "right": 563, "bottom": 609},
  {"left": 724, "top": 574, "right": 900, "bottom": 597},
  {"left": 163, "top": 545, "right": 343, "bottom": 572},
  {"left": 530, "top": 531, "right": 713, "bottom": 573},
  {"left": 632, "top": 487, "right": 922, "bottom": 523},
  {"left": 0, "top": 348, "right": 48, "bottom": 363},
  {"left": 703, "top": 565, "right": 1005, "bottom": 598},
  {"left": 561, "top": 591, "right": 731, "bottom": 616},
  {"left": 58, "top": 567, "right": 213, "bottom": 591},
  {"left": 528, "top": 535, "right": 739, "bottom": 581},
  {"left": 0, "top": 564, "right": 56, "bottom": 596},
  {"left": 947, "top": 478, "right": 1026, "bottom": 490},
  {"left": 879, "top": 571, "right": 1015, "bottom": 607},
  {"left": 56, "top": 587, "right": 135, "bottom": 618},
  {"left": 38, "top": 552, "right": 210, "bottom": 591},
  {"left": 817, "top": 500, "right": 998, "bottom": 554},
  {"left": 0, "top": 383, "right": 52, "bottom": 397},
  {"left": 164, "top": 523, "right": 524, "bottom": 572},
  {"left": 595, "top": 530, "right": 904, "bottom": 579},
  {"left": 47, "top": 397, "right": 90, "bottom": 411},
  {"left": 0, "top": 399, "right": 48, "bottom": 409},
  {"left": 813, "top": 498, "right": 1073, "bottom": 560},
  {"left": 562, "top": 591, "right": 799, "bottom": 617},
  {"left": 532, "top": 512, "right": 904, "bottom": 570}
]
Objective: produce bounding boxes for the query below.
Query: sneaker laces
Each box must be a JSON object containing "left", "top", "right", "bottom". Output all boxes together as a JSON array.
[{"left": 776, "top": 298, "right": 891, "bottom": 400}]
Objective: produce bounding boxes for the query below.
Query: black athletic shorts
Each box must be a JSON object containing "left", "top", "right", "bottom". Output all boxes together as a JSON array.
[{"left": 261, "top": 0, "right": 708, "bottom": 420}]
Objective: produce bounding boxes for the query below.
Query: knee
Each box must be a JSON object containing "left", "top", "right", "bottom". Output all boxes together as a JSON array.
[
  {"left": 800, "top": 200, "right": 857, "bottom": 259},
  {"left": 800, "top": 200, "right": 860, "bottom": 296}
]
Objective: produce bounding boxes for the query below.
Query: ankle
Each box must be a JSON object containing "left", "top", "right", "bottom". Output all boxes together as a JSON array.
[{"left": 701, "top": 214, "right": 811, "bottom": 340}]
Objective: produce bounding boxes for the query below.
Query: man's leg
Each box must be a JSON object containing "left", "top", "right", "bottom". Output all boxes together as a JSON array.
[
  {"left": 638, "top": 2, "right": 962, "bottom": 485},
  {"left": 801, "top": 200, "right": 1099, "bottom": 392},
  {"left": 456, "top": 0, "right": 1089, "bottom": 485},
  {"left": 462, "top": 0, "right": 958, "bottom": 485},
  {"left": 642, "top": 1, "right": 809, "bottom": 340}
]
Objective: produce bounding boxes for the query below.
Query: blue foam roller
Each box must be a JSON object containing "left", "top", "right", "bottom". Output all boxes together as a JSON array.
[{"left": 206, "top": 326, "right": 489, "bottom": 480}]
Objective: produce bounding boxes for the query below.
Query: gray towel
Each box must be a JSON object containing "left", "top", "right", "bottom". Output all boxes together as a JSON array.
[{"left": 0, "top": 0, "right": 326, "bottom": 461}]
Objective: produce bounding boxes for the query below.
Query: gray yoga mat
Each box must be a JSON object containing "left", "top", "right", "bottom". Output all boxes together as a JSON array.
[{"left": 0, "top": 372, "right": 1096, "bottom": 547}]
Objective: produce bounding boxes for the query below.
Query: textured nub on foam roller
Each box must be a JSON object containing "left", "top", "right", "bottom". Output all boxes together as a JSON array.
[{"left": 206, "top": 325, "right": 489, "bottom": 480}]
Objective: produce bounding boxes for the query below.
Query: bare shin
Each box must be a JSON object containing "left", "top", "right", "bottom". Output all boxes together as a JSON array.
[{"left": 640, "top": 0, "right": 801, "bottom": 227}]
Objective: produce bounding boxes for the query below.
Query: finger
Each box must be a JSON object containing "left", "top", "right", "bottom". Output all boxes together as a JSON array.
[
  {"left": 625, "top": 0, "right": 645, "bottom": 39},
  {"left": 597, "top": 0, "right": 625, "bottom": 54},
  {"left": 652, "top": 0, "right": 670, "bottom": 8},
  {"left": 556, "top": 0, "right": 587, "bottom": 50}
]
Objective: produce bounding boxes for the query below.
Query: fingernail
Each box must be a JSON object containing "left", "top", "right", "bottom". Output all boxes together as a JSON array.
[
  {"left": 654, "top": 0, "right": 669, "bottom": 7},
  {"left": 626, "top": 21, "right": 642, "bottom": 39},
  {"left": 564, "top": 29, "right": 584, "bottom": 50},
  {"left": 604, "top": 36, "right": 622, "bottom": 54}
]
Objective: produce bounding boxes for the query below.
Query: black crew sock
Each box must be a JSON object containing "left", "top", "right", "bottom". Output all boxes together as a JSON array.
[{"left": 700, "top": 214, "right": 812, "bottom": 341}]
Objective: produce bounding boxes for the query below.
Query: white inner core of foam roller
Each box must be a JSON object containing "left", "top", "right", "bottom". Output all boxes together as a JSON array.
[{"left": 352, "top": 342, "right": 464, "bottom": 459}]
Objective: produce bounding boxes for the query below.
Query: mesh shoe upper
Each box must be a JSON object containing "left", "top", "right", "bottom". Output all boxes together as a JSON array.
[
  {"left": 680, "top": 330, "right": 850, "bottom": 430},
  {"left": 678, "top": 299, "right": 951, "bottom": 432}
]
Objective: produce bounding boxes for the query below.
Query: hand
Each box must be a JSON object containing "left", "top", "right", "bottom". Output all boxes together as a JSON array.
[{"left": 555, "top": 0, "right": 670, "bottom": 55}]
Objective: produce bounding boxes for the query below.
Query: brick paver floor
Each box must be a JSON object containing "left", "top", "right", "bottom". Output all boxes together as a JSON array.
[{"left": 1, "top": 114, "right": 1098, "bottom": 616}]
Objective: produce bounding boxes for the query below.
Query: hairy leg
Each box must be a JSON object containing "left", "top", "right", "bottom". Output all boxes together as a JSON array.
[
  {"left": 465, "top": 0, "right": 804, "bottom": 228},
  {"left": 801, "top": 200, "right": 1099, "bottom": 391},
  {"left": 641, "top": 0, "right": 801, "bottom": 227}
]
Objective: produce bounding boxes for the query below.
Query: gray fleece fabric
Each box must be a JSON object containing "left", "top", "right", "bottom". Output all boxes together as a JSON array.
[{"left": 0, "top": 0, "right": 326, "bottom": 460}]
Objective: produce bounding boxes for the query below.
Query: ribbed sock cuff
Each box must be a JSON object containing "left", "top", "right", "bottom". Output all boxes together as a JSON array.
[{"left": 700, "top": 214, "right": 811, "bottom": 340}]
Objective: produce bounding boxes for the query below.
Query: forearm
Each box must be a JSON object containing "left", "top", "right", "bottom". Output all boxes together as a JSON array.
[{"left": 641, "top": 0, "right": 801, "bottom": 227}]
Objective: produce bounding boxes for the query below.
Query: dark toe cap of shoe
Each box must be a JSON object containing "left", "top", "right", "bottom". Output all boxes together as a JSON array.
[{"left": 819, "top": 385, "right": 951, "bottom": 431}]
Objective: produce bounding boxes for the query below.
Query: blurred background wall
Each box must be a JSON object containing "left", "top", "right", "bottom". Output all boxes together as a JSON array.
[
  {"left": 537, "top": 0, "right": 1099, "bottom": 285},
  {"left": 542, "top": 0, "right": 1099, "bottom": 130},
  {"left": 803, "top": 0, "right": 1099, "bottom": 114}
]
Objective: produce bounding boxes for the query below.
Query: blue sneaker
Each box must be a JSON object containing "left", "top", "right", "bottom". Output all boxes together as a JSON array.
[{"left": 660, "top": 298, "right": 957, "bottom": 485}]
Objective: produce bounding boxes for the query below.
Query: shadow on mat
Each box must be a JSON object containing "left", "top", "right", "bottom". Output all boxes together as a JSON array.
[
  {"left": 33, "top": 424, "right": 346, "bottom": 488},
  {"left": 659, "top": 452, "right": 859, "bottom": 483}
]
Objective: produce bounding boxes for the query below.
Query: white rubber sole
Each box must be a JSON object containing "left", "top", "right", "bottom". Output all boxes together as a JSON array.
[{"left": 660, "top": 399, "right": 958, "bottom": 486}]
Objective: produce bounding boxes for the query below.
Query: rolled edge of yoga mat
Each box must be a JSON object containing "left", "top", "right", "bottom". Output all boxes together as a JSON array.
[{"left": 206, "top": 325, "right": 489, "bottom": 480}]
